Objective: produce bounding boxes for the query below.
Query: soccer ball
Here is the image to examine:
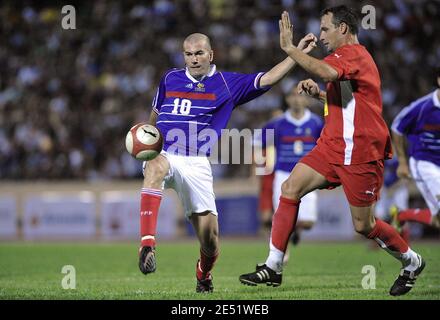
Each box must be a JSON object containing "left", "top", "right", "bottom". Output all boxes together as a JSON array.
[{"left": 125, "top": 123, "right": 163, "bottom": 161}]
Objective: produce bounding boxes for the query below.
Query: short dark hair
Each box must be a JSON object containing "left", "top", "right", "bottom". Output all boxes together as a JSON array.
[{"left": 321, "top": 5, "right": 359, "bottom": 35}]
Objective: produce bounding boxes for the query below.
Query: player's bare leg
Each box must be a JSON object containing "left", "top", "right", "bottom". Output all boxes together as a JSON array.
[
  {"left": 350, "top": 205, "right": 425, "bottom": 296},
  {"left": 139, "top": 155, "right": 170, "bottom": 275},
  {"left": 240, "top": 163, "right": 328, "bottom": 286},
  {"left": 190, "top": 211, "right": 219, "bottom": 293},
  {"left": 432, "top": 212, "right": 440, "bottom": 229}
]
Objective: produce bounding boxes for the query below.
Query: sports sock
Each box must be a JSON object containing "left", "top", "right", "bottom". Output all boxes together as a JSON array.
[
  {"left": 398, "top": 208, "right": 432, "bottom": 225},
  {"left": 367, "top": 219, "right": 419, "bottom": 270},
  {"left": 197, "top": 248, "right": 219, "bottom": 280},
  {"left": 400, "top": 225, "right": 411, "bottom": 245},
  {"left": 140, "top": 188, "right": 162, "bottom": 248},
  {"left": 265, "top": 196, "right": 300, "bottom": 272}
]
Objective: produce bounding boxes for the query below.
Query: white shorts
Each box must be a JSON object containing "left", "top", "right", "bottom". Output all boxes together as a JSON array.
[
  {"left": 273, "top": 170, "right": 318, "bottom": 223},
  {"left": 143, "top": 151, "right": 217, "bottom": 218},
  {"left": 409, "top": 157, "right": 440, "bottom": 216}
]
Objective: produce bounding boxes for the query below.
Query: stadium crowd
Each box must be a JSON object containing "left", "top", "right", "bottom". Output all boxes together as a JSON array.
[{"left": 0, "top": 0, "right": 439, "bottom": 180}]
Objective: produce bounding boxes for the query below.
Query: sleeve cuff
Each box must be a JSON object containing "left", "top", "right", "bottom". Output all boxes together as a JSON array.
[{"left": 254, "top": 72, "right": 266, "bottom": 89}]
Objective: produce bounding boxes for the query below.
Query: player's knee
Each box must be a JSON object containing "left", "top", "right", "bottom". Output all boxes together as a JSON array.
[
  {"left": 202, "top": 229, "right": 218, "bottom": 254},
  {"left": 143, "top": 157, "right": 168, "bottom": 187},
  {"left": 353, "top": 220, "right": 374, "bottom": 236},
  {"left": 281, "top": 179, "right": 301, "bottom": 200}
]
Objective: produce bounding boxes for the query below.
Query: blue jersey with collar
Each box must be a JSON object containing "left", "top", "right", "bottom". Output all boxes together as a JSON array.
[
  {"left": 258, "top": 110, "right": 323, "bottom": 172},
  {"left": 152, "top": 65, "right": 270, "bottom": 156},
  {"left": 391, "top": 90, "right": 440, "bottom": 166}
]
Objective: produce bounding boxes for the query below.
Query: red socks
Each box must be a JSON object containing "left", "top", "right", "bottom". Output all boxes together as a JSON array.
[
  {"left": 270, "top": 196, "right": 300, "bottom": 252},
  {"left": 398, "top": 208, "right": 432, "bottom": 225},
  {"left": 197, "top": 248, "right": 219, "bottom": 280},
  {"left": 259, "top": 172, "right": 275, "bottom": 212},
  {"left": 367, "top": 219, "right": 408, "bottom": 254},
  {"left": 140, "top": 188, "right": 162, "bottom": 248}
]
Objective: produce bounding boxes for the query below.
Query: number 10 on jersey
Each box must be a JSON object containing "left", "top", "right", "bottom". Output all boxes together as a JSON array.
[{"left": 172, "top": 98, "right": 192, "bottom": 115}]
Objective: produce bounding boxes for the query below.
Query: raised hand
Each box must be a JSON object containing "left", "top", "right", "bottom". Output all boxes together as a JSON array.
[
  {"left": 298, "top": 33, "right": 318, "bottom": 54},
  {"left": 279, "top": 11, "right": 294, "bottom": 53}
]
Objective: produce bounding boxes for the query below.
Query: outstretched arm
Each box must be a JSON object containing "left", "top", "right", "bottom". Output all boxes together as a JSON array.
[
  {"left": 260, "top": 33, "right": 317, "bottom": 87},
  {"left": 279, "top": 11, "right": 338, "bottom": 82}
]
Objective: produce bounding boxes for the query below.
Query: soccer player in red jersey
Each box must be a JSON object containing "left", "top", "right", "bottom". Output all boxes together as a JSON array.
[{"left": 240, "top": 6, "right": 425, "bottom": 296}]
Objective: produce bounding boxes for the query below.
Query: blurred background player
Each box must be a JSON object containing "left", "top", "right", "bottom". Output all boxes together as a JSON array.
[
  {"left": 240, "top": 7, "right": 425, "bottom": 296},
  {"left": 139, "top": 32, "right": 318, "bottom": 293},
  {"left": 373, "top": 155, "right": 410, "bottom": 245},
  {"left": 390, "top": 66, "right": 440, "bottom": 231},
  {"left": 257, "top": 110, "right": 280, "bottom": 234},
  {"left": 256, "top": 88, "right": 323, "bottom": 255}
]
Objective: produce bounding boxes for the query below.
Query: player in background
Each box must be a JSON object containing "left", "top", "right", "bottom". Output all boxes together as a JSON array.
[
  {"left": 139, "top": 32, "right": 318, "bottom": 293},
  {"left": 240, "top": 7, "right": 425, "bottom": 296},
  {"left": 257, "top": 112, "right": 279, "bottom": 235},
  {"left": 255, "top": 88, "right": 323, "bottom": 255},
  {"left": 374, "top": 156, "right": 410, "bottom": 244},
  {"left": 390, "top": 67, "right": 440, "bottom": 231}
]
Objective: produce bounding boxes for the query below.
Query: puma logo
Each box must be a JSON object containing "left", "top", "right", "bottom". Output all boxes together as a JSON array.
[
  {"left": 334, "top": 53, "right": 342, "bottom": 58},
  {"left": 365, "top": 188, "right": 376, "bottom": 196},
  {"left": 142, "top": 128, "right": 157, "bottom": 138}
]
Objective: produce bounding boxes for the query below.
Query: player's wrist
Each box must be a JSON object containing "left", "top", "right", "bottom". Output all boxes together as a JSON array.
[{"left": 283, "top": 45, "right": 296, "bottom": 55}]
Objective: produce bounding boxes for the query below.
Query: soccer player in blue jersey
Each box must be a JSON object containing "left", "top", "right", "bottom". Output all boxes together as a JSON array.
[
  {"left": 390, "top": 67, "right": 440, "bottom": 230},
  {"left": 256, "top": 88, "right": 323, "bottom": 252},
  {"left": 138, "top": 32, "right": 318, "bottom": 292}
]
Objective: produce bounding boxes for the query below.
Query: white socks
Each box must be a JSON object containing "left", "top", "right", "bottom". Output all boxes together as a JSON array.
[
  {"left": 265, "top": 240, "right": 284, "bottom": 273},
  {"left": 401, "top": 248, "right": 422, "bottom": 272}
]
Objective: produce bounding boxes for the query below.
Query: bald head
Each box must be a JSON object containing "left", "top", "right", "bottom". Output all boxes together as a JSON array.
[
  {"left": 183, "top": 33, "right": 214, "bottom": 80},
  {"left": 183, "top": 33, "right": 212, "bottom": 51}
]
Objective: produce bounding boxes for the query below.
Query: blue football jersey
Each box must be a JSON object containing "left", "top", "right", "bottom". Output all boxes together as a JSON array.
[
  {"left": 152, "top": 65, "right": 270, "bottom": 156},
  {"left": 258, "top": 110, "right": 323, "bottom": 172},
  {"left": 391, "top": 90, "right": 440, "bottom": 166}
]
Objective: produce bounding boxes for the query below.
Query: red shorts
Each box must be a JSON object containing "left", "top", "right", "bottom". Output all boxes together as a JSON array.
[{"left": 299, "top": 146, "right": 384, "bottom": 207}]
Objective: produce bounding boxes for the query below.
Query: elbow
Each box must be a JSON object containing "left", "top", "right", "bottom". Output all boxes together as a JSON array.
[
  {"left": 319, "top": 65, "right": 338, "bottom": 82},
  {"left": 259, "top": 75, "right": 272, "bottom": 87}
]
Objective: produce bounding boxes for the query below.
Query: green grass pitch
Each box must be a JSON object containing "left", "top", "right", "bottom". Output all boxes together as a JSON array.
[{"left": 0, "top": 240, "right": 439, "bottom": 300}]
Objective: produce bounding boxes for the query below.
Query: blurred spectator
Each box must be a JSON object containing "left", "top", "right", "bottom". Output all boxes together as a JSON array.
[{"left": 0, "top": 0, "right": 439, "bottom": 180}]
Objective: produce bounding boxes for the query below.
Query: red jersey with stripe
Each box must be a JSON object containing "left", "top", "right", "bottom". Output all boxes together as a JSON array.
[{"left": 319, "top": 44, "right": 392, "bottom": 165}]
